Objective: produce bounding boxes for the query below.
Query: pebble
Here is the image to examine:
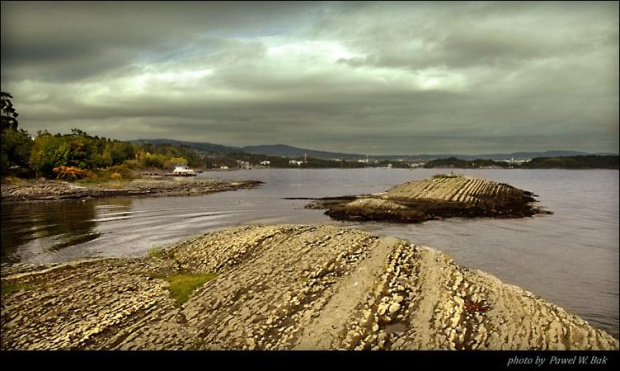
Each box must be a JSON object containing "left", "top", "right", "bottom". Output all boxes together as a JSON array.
[
  {"left": 388, "top": 302, "right": 401, "bottom": 315},
  {"left": 377, "top": 303, "right": 389, "bottom": 316}
]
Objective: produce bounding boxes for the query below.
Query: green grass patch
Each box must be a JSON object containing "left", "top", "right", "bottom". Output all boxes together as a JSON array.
[
  {"left": 148, "top": 245, "right": 164, "bottom": 258},
  {"left": 1, "top": 282, "right": 39, "bottom": 297},
  {"left": 158, "top": 273, "right": 218, "bottom": 307},
  {"left": 191, "top": 337, "right": 206, "bottom": 349}
]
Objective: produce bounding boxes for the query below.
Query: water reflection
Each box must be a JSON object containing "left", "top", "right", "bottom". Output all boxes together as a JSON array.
[
  {"left": 1, "top": 198, "right": 132, "bottom": 264},
  {"left": 1, "top": 203, "right": 34, "bottom": 263}
]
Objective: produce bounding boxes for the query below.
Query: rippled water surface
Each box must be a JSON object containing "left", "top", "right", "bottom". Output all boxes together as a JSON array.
[{"left": 1, "top": 168, "right": 618, "bottom": 338}]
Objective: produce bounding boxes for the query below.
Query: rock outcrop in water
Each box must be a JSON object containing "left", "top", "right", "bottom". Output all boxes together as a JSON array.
[
  {"left": 1, "top": 225, "right": 616, "bottom": 351},
  {"left": 312, "top": 174, "right": 550, "bottom": 223}
]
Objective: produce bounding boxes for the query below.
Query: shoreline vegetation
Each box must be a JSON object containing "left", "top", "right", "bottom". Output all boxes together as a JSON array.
[{"left": 1, "top": 225, "right": 617, "bottom": 350}]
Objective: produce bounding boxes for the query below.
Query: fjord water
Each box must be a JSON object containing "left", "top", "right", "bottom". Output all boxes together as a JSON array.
[{"left": 1, "top": 169, "right": 618, "bottom": 338}]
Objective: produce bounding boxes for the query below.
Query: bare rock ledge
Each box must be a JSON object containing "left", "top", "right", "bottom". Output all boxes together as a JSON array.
[
  {"left": 310, "top": 174, "right": 551, "bottom": 223},
  {"left": 0, "top": 178, "right": 263, "bottom": 203},
  {"left": 1, "top": 225, "right": 616, "bottom": 350}
]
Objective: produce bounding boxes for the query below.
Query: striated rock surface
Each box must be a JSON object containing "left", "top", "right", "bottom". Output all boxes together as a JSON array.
[
  {"left": 314, "top": 174, "right": 550, "bottom": 223},
  {"left": 1, "top": 225, "right": 616, "bottom": 351},
  {"left": 0, "top": 178, "right": 262, "bottom": 203}
]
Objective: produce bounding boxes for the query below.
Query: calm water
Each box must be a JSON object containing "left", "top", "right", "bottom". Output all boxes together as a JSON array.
[{"left": 1, "top": 169, "right": 618, "bottom": 338}]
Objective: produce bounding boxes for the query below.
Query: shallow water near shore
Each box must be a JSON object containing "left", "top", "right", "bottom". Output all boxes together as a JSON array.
[{"left": 1, "top": 168, "right": 618, "bottom": 338}]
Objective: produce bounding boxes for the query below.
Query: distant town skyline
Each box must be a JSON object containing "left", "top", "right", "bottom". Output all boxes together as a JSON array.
[{"left": 1, "top": 1, "right": 618, "bottom": 155}]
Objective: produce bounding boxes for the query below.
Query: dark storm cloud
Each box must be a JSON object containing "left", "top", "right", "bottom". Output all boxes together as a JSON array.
[
  {"left": 1, "top": 1, "right": 618, "bottom": 154},
  {"left": 1, "top": 1, "right": 316, "bottom": 81}
]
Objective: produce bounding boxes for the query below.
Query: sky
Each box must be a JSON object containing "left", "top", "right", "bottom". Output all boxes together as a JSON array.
[{"left": 1, "top": 1, "right": 618, "bottom": 155}]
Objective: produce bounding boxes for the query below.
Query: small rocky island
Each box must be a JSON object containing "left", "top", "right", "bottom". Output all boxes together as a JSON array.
[
  {"left": 311, "top": 174, "right": 550, "bottom": 223},
  {"left": 1, "top": 225, "right": 617, "bottom": 350}
]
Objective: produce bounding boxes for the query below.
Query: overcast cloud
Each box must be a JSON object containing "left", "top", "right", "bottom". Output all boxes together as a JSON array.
[{"left": 1, "top": 1, "right": 618, "bottom": 155}]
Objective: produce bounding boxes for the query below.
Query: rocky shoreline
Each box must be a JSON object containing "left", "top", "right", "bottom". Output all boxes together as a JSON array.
[
  {"left": 0, "top": 178, "right": 263, "bottom": 203},
  {"left": 310, "top": 174, "right": 551, "bottom": 223},
  {"left": 1, "top": 224, "right": 617, "bottom": 351}
]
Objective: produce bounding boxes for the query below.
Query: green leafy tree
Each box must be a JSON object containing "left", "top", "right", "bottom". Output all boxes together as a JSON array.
[
  {"left": 1, "top": 92, "right": 19, "bottom": 132},
  {"left": 139, "top": 152, "right": 167, "bottom": 169},
  {"left": 65, "top": 132, "right": 97, "bottom": 169},
  {"left": 30, "top": 133, "right": 71, "bottom": 178},
  {"left": 1, "top": 92, "right": 33, "bottom": 178},
  {"left": 166, "top": 157, "right": 188, "bottom": 169},
  {"left": 1, "top": 127, "right": 34, "bottom": 177},
  {"left": 109, "top": 141, "right": 135, "bottom": 165},
  {"left": 30, "top": 130, "right": 103, "bottom": 178}
]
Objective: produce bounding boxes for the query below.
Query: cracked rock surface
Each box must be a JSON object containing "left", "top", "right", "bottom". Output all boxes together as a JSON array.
[
  {"left": 1, "top": 178, "right": 262, "bottom": 203},
  {"left": 313, "top": 174, "right": 551, "bottom": 223},
  {"left": 1, "top": 225, "right": 616, "bottom": 350}
]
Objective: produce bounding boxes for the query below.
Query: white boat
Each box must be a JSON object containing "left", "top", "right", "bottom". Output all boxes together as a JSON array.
[{"left": 171, "top": 165, "right": 197, "bottom": 176}]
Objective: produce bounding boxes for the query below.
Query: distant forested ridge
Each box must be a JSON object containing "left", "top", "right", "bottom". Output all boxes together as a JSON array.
[
  {"left": 422, "top": 155, "right": 618, "bottom": 169},
  {"left": 521, "top": 155, "right": 619, "bottom": 169},
  {"left": 423, "top": 157, "right": 511, "bottom": 169}
]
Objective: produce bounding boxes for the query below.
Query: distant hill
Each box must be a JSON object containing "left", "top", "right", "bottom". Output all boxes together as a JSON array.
[
  {"left": 241, "top": 146, "right": 594, "bottom": 161},
  {"left": 466, "top": 150, "right": 589, "bottom": 160},
  {"left": 521, "top": 155, "right": 619, "bottom": 169},
  {"left": 241, "top": 144, "right": 364, "bottom": 160},
  {"left": 131, "top": 139, "right": 609, "bottom": 162},
  {"left": 406, "top": 150, "right": 589, "bottom": 161}
]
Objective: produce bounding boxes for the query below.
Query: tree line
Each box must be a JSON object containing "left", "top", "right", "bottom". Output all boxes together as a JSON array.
[
  {"left": 423, "top": 155, "right": 619, "bottom": 169},
  {"left": 520, "top": 155, "right": 619, "bottom": 169},
  {"left": 1, "top": 92, "right": 208, "bottom": 180}
]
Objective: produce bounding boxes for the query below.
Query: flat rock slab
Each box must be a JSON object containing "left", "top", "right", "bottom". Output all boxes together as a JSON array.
[
  {"left": 0, "top": 178, "right": 263, "bottom": 203},
  {"left": 2, "top": 225, "right": 616, "bottom": 351},
  {"left": 312, "top": 174, "right": 551, "bottom": 223}
]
